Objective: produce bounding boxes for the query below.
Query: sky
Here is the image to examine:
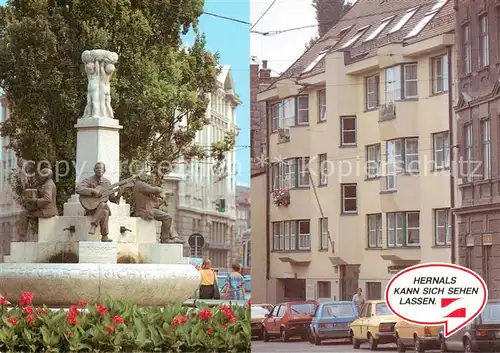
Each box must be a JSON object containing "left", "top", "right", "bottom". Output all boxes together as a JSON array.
[
  {"left": 250, "top": 0, "right": 317, "bottom": 75},
  {"left": 195, "top": 0, "right": 251, "bottom": 185}
]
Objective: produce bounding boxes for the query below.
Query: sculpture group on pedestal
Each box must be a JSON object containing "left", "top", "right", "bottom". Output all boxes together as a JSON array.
[{"left": 17, "top": 49, "right": 184, "bottom": 245}]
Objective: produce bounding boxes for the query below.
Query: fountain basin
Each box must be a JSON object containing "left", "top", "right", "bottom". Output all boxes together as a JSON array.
[{"left": 0, "top": 263, "right": 200, "bottom": 306}]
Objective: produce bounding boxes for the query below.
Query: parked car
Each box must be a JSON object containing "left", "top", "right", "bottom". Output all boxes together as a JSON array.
[
  {"left": 309, "top": 301, "right": 358, "bottom": 346},
  {"left": 262, "top": 300, "right": 318, "bottom": 342},
  {"left": 350, "top": 300, "right": 398, "bottom": 350},
  {"left": 251, "top": 306, "right": 270, "bottom": 339},
  {"left": 394, "top": 319, "right": 441, "bottom": 352},
  {"left": 441, "top": 300, "right": 500, "bottom": 352}
]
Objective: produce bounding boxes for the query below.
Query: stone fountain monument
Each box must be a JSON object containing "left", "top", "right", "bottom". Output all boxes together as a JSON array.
[{"left": 0, "top": 50, "right": 200, "bottom": 306}]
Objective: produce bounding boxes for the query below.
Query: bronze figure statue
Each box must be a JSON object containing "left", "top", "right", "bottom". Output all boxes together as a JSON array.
[
  {"left": 132, "top": 174, "right": 184, "bottom": 244},
  {"left": 20, "top": 168, "right": 58, "bottom": 239},
  {"left": 75, "top": 162, "right": 134, "bottom": 242}
]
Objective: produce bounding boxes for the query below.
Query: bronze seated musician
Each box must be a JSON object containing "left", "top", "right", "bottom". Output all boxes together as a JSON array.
[
  {"left": 75, "top": 162, "right": 125, "bottom": 242},
  {"left": 132, "top": 173, "right": 183, "bottom": 244},
  {"left": 20, "top": 168, "right": 58, "bottom": 239}
]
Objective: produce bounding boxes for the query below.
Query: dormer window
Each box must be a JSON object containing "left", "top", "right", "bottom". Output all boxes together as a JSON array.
[
  {"left": 389, "top": 7, "right": 418, "bottom": 33},
  {"left": 406, "top": 0, "right": 446, "bottom": 38},
  {"left": 364, "top": 16, "right": 394, "bottom": 41},
  {"left": 302, "top": 48, "right": 329, "bottom": 74},
  {"left": 341, "top": 25, "right": 369, "bottom": 49}
]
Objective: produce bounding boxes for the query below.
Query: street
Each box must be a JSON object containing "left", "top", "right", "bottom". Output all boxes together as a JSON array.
[{"left": 252, "top": 339, "right": 441, "bottom": 352}]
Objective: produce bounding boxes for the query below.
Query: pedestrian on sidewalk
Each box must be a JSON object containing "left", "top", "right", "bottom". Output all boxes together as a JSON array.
[
  {"left": 198, "top": 259, "right": 220, "bottom": 300},
  {"left": 224, "top": 263, "right": 245, "bottom": 300},
  {"left": 352, "top": 288, "right": 365, "bottom": 314}
]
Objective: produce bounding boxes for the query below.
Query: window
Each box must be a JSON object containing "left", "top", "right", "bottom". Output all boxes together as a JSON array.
[
  {"left": 298, "top": 157, "right": 310, "bottom": 187},
  {"left": 271, "top": 98, "right": 295, "bottom": 131},
  {"left": 297, "top": 95, "right": 309, "bottom": 124},
  {"left": 367, "top": 214, "right": 382, "bottom": 248},
  {"left": 366, "top": 282, "right": 382, "bottom": 300},
  {"left": 403, "top": 64, "right": 418, "bottom": 98},
  {"left": 298, "top": 220, "right": 311, "bottom": 250},
  {"left": 366, "top": 144, "right": 381, "bottom": 179},
  {"left": 386, "top": 139, "right": 402, "bottom": 190},
  {"left": 365, "top": 75, "right": 379, "bottom": 109},
  {"left": 464, "top": 124, "right": 473, "bottom": 181},
  {"left": 463, "top": 24, "right": 472, "bottom": 74},
  {"left": 319, "top": 153, "right": 328, "bottom": 185},
  {"left": 272, "top": 157, "right": 312, "bottom": 190},
  {"left": 482, "top": 119, "right": 491, "bottom": 179},
  {"left": 341, "top": 116, "right": 356, "bottom": 146},
  {"left": 364, "top": 17, "right": 393, "bottom": 42},
  {"left": 405, "top": 138, "right": 419, "bottom": 174},
  {"left": 272, "top": 220, "right": 299, "bottom": 251},
  {"left": 318, "top": 89, "right": 327, "bottom": 121},
  {"left": 434, "top": 208, "right": 451, "bottom": 246},
  {"left": 385, "top": 66, "right": 401, "bottom": 102},
  {"left": 406, "top": 9, "right": 439, "bottom": 38},
  {"left": 341, "top": 26, "right": 369, "bottom": 48},
  {"left": 317, "top": 281, "right": 331, "bottom": 298},
  {"left": 432, "top": 54, "right": 449, "bottom": 94},
  {"left": 479, "top": 15, "right": 489, "bottom": 67},
  {"left": 319, "top": 218, "right": 328, "bottom": 250},
  {"left": 390, "top": 8, "right": 418, "bottom": 33},
  {"left": 387, "top": 212, "right": 420, "bottom": 247},
  {"left": 303, "top": 49, "right": 329, "bottom": 73},
  {"left": 433, "top": 132, "right": 450, "bottom": 169},
  {"left": 341, "top": 183, "right": 357, "bottom": 213}
]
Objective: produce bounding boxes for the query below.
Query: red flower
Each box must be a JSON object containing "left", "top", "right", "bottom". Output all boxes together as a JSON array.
[
  {"left": 207, "top": 328, "right": 213, "bottom": 335},
  {"left": 229, "top": 317, "right": 238, "bottom": 323},
  {"left": 7, "top": 317, "right": 18, "bottom": 326},
  {"left": 106, "top": 325, "right": 115, "bottom": 333},
  {"left": 36, "top": 308, "right": 47, "bottom": 315},
  {"left": 67, "top": 312, "right": 78, "bottom": 326},
  {"left": 69, "top": 305, "right": 79, "bottom": 316},
  {"left": 112, "top": 315, "right": 124, "bottom": 324},
  {"left": 22, "top": 306, "right": 34, "bottom": 314},
  {"left": 77, "top": 300, "right": 87, "bottom": 307},
  {"left": 26, "top": 315, "right": 36, "bottom": 324},
  {"left": 68, "top": 332, "right": 73, "bottom": 337},
  {"left": 223, "top": 323, "right": 227, "bottom": 328},
  {"left": 247, "top": 299, "right": 252, "bottom": 306},
  {"left": 97, "top": 304, "right": 108, "bottom": 317},
  {"left": 0, "top": 297, "right": 7, "bottom": 305},
  {"left": 181, "top": 315, "right": 188, "bottom": 323},
  {"left": 198, "top": 308, "right": 212, "bottom": 320},
  {"left": 19, "top": 292, "right": 34, "bottom": 306}
]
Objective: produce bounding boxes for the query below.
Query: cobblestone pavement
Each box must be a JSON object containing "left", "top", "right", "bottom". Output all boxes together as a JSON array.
[{"left": 252, "top": 338, "right": 441, "bottom": 352}]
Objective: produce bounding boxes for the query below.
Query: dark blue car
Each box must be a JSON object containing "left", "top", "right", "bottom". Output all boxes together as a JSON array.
[{"left": 309, "top": 301, "right": 358, "bottom": 346}]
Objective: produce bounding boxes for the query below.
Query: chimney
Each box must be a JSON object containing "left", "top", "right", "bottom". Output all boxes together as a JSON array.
[{"left": 259, "top": 60, "right": 271, "bottom": 84}]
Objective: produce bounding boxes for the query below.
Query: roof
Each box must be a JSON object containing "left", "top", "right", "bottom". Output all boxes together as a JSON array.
[{"left": 263, "top": 0, "right": 454, "bottom": 92}]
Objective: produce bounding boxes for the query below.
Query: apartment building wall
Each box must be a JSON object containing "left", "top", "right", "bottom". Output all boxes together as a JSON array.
[
  {"left": 258, "top": 0, "right": 456, "bottom": 302},
  {"left": 453, "top": 0, "right": 500, "bottom": 298}
]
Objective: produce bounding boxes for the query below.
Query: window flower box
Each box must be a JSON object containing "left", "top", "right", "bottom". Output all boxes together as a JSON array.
[{"left": 272, "top": 188, "right": 290, "bottom": 207}]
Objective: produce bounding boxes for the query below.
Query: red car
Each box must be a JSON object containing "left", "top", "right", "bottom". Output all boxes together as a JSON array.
[{"left": 262, "top": 300, "right": 318, "bottom": 342}]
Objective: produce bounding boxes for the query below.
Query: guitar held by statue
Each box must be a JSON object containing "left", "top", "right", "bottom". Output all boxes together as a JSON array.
[{"left": 79, "top": 175, "right": 137, "bottom": 211}]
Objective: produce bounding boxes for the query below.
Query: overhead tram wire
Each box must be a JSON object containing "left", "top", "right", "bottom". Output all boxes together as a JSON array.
[
  {"left": 201, "top": 11, "right": 250, "bottom": 25},
  {"left": 250, "top": 0, "right": 278, "bottom": 30}
]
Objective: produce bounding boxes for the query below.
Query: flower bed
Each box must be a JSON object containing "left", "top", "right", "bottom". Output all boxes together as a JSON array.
[{"left": 0, "top": 292, "right": 251, "bottom": 352}]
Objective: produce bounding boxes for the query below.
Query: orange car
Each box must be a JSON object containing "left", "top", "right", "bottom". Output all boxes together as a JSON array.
[
  {"left": 394, "top": 319, "right": 441, "bottom": 352},
  {"left": 262, "top": 301, "right": 318, "bottom": 342}
]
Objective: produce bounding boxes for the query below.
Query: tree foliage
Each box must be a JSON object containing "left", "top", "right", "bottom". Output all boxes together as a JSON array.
[
  {"left": 0, "top": 0, "right": 234, "bottom": 211},
  {"left": 305, "top": 0, "right": 353, "bottom": 50}
]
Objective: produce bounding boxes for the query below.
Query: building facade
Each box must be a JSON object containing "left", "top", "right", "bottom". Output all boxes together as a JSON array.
[
  {"left": 0, "top": 96, "right": 23, "bottom": 260},
  {"left": 236, "top": 184, "right": 251, "bottom": 272},
  {"left": 453, "top": 0, "right": 500, "bottom": 298},
  {"left": 164, "top": 66, "right": 242, "bottom": 269},
  {"left": 250, "top": 61, "right": 271, "bottom": 302},
  {"left": 257, "top": 0, "right": 456, "bottom": 303}
]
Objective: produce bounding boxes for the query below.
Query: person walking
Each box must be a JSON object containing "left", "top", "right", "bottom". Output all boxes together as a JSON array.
[
  {"left": 352, "top": 287, "right": 365, "bottom": 314},
  {"left": 198, "top": 259, "right": 220, "bottom": 300},
  {"left": 225, "top": 263, "right": 245, "bottom": 300}
]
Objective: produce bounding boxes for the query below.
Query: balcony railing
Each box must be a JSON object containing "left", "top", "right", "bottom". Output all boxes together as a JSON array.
[
  {"left": 379, "top": 102, "right": 396, "bottom": 122},
  {"left": 380, "top": 174, "right": 398, "bottom": 193}
]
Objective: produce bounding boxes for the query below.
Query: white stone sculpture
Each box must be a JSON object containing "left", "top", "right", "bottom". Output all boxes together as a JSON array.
[{"left": 81, "top": 50, "right": 118, "bottom": 119}]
